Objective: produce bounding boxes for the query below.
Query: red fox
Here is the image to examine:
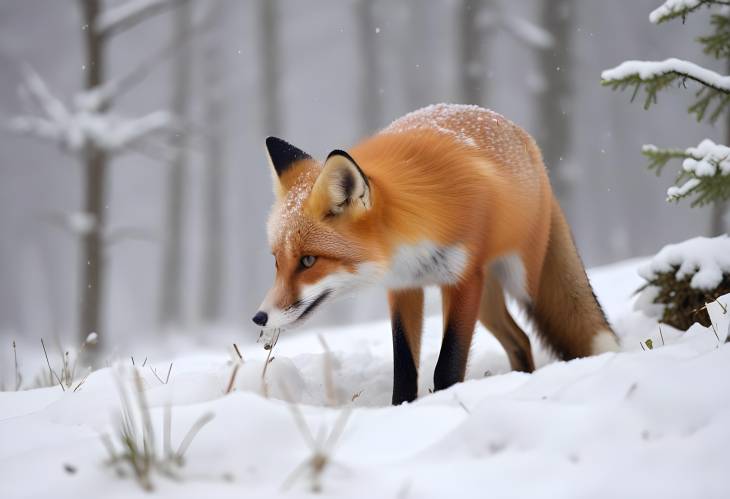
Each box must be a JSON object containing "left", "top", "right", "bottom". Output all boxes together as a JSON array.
[{"left": 253, "top": 104, "right": 618, "bottom": 405}]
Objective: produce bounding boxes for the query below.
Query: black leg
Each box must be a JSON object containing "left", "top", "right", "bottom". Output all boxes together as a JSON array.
[
  {"left": 391, "top": 312, "right": 418, "bottom": 405},
  {"left": 433, "top": 321, "right": 470, "bottom": 391},
  {"left": 434, "top": 275, "right": 483, "bottom": 392},
  {"left": 388, "top": 289, "right": 423, "bottom": 405}
]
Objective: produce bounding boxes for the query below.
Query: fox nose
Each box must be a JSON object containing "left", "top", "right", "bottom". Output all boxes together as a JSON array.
[{"left": 252, "top": 311, "right": 268, "bottom": 326}]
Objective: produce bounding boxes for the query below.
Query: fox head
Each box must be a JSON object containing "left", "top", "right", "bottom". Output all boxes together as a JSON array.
[{"left": 252, "top": 137, "right": 381, "bottom": 329}]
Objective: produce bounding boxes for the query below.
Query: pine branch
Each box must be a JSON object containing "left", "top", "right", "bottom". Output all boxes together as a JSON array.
[
  {"left": 650, "top": 0, "right": 730, "bottom": 25},
  {"left": 697, "top": 13, "right": 730, "bottom": 59},
  {"left": 672, "top": 169, "right": 730, "bottom": 206},
  {"left": 641, "top": 145, "right": 690, "bottom": 175},
  {"left": 602, "top": 59, "right": 730, "bottom": 122},
  {"left": 646, "top": 140, "right": 730, "bottom": 206},
  {"left": 601, "top": 71, "right": 682, "bottom": 111},
  {"left": 689, "top": 85, "right": 730, "bottom": 122}
]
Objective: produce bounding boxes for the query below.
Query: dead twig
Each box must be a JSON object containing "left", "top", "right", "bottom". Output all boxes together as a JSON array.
[
  {"left": 149, "top": 363, "right": 173, "bottom": 385},
  {"left": 658, "top": 325, "right": 665, "bottom": 346},
  {"left": 41, "top": 338, "right": 65, "bottom": 391},
  {"left": 225, "top": 342, "right": 245, "bottom": 394},
  {"left": 224, "top": 364, "right": 240, "bottom": 395},
  {"left": 261, "top": 329, "right": 280, "bottom": 398},
  {"left": 73, "top": 370, "right": 91, "bottom": 392}
]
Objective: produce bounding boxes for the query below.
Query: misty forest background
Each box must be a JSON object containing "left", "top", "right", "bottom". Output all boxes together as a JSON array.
[{"left": 0, "top": 0, "right": 721, "bottom": 349}]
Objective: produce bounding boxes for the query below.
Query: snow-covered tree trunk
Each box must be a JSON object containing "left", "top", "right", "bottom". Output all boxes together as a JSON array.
[
  {"left": 200, "top": 1, "right": 226, "bottom": 322},
  {"left": 356, "top": 0, "right": 381, "bottom": 135},
  {"left": 259, "top": 0, "right": 280, "bottom": 135},
  {"left": 160, "top": 0, "right": 192, "bottom": 327},
  {"left": 79, "top": 0, "right": 108, "bottom": 355},
  {"left": 458, "top": 0, "right": 489, "bottom": 105},
  {"left": 536, "top": 0, "right": 574, "bottom": 204}
]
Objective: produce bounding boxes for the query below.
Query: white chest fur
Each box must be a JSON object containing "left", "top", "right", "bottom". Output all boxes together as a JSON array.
[{"left": 383, "top": 242, "right": 468, "bottom": 289}]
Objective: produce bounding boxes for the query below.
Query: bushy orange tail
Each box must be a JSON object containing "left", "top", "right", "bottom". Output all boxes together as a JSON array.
[{"left": 531, "top": 199, "right": 618, "bottom": 359}]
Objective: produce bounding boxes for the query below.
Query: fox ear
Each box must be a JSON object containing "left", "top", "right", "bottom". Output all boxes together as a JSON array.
[
  {"left": 265, "top": 136, "right": 312, "bottom": 177},
  {"left": 311, "top": 150, "right": 371, "bottom": 218}
]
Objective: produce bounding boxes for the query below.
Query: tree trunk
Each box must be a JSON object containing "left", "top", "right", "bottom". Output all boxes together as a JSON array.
[
  {"left": 536, "top": 0, "right": 574, "bottom": 204},
  {"left": 356, "top": 0, "right": 381, "bottom": 136},
  {"left": 458, "top": 0, "right": 488, "bottom": 105},
  {"left": 200, "top": 1, "right": 226, "bottom": 322},
  {"left": 259, "top": 0, "right": 280, "bottom": 135},
  {"left": 79, "top": 0, "right": 108, "bottom": 355},
  {"left": 160, "top": 0, "right": 192, "bottom": 326}
]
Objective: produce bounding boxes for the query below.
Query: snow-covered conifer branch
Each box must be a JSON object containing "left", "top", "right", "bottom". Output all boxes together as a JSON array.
[
  {"left": 643, "top": 139, "right": 730, "bottom": 206},
  {"left": 8, "top": 67, "right": 175, "bottom": 154},
  {"left": 601, "top": 58, "right": 730, "bottom": 122},
  {"left": 641, "top": 144, "right": 691, "bottom": 174},
  {"left": 649, "top": 0, "right": 730, "bottom": 24}
]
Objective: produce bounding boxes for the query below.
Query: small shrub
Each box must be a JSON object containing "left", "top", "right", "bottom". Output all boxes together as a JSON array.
[
  {"left": 636, "top": 236, "right": 730, "bottom": 331},
  {"left": 638, "top": 267, "right": 730, "bottom": 331}
]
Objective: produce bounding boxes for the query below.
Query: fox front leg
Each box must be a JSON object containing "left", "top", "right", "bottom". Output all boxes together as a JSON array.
[
  {"left": 435, "top": 272, "right": 483, "bottom": 391},
  {"left": 388, "top": 288, "right": 424, "bottom": 405}
]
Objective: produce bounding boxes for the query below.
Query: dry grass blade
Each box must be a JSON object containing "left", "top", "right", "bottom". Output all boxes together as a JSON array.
[
  {"left": 150, "top": 362, "right": 173, "bottom": 384},
  {"left": 714, "top": 297, "right": 728, "bottom": 314},
  {"left": 279, "top": 379, "right": 352, "bottom": 493},
  {"left": 281, "top": 461, "right": 309, "bottom": 492},
  {"left": 225, "top": 363, "right": 240, "bottom": 395},
  {"left": 261, "top": 328, "right": 281, "bottom": 398},
  {"left": 225, "top": 343, "right": 245, "bottom": 394},
  {"left": 711, "top": 322, "right": 721, "bottom": 344},
  {"left": 175, "top": 412, "right": 215, "bottom": 461},
  {"left": 322, "top": 407, "right": 351, "bottom": 453},
  {"left": 279, "top": 381, "right": 317, "bottom": 450},
  {"left": 12, "top": 340, "right": 22, "bottom": 391},
  {"left": 73, "top": 370, "right": 91, "bottom": 392},
  {"left": 41, "top": 338, "right": 64, "bottom": 391},
  {"left": 318, "top": 334, "right": 337, "bottom": 406}
]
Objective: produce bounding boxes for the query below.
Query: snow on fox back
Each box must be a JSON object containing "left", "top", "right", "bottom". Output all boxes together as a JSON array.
[{"left": 382, "top": 103, "right": 540, "bottom": 181}]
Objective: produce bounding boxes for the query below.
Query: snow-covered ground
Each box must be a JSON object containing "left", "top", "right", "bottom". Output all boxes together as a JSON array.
[{"left": 1, "top": 258, "right": 730, "bottom": 498}]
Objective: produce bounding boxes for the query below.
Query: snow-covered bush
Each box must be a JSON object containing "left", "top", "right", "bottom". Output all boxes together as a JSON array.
[
  {"left": 636, "top": 235, "right": 730, "bottom": 330},
  {"left": 601, "top": 0, "right": 730, "bottom": 207}
]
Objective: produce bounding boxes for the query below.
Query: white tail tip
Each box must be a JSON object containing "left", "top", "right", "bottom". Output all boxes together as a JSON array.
[{"left": 592, "top": 330, "right": 620, "bottom": 354}]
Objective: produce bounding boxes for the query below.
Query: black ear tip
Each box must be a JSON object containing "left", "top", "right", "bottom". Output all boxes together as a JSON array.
[
  {"left": 326, "top": 149, "right": 369, "bottom": 189},
  {"left": 265, "top": 136, "right": 312, "bottom": 176},
  {"left": 326, "top": 149, "right": 356, "bottom": 162},
  {"left": 265, "top": 136, "right": 283, "bottom": 148}
]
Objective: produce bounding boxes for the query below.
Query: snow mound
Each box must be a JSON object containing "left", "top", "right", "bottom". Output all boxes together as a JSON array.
[
  {"left": 2, "top": 260, "right": 730, "bottom": 497},
  {"left": 638, "top": 235, "right": 730, "bottom": 290}
]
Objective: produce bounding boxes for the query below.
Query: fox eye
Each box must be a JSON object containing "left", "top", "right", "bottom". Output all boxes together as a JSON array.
[{"left": 300, "top": 255, "right": 317, "bottom": 269}]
